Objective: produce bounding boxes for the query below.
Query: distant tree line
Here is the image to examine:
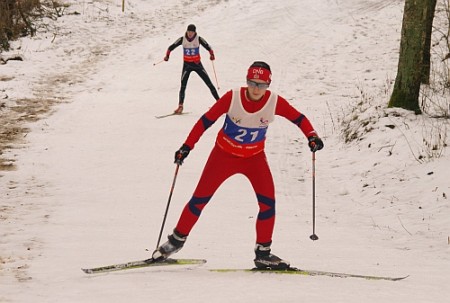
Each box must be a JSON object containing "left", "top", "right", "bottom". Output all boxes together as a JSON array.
[{"left": 0, "top": 0, "right": 64, "bottom": 51}]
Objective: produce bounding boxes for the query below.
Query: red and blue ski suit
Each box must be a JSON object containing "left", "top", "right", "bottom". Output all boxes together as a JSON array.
[{"left": 174, "top": 87, "right": 318, "bottom": 244}]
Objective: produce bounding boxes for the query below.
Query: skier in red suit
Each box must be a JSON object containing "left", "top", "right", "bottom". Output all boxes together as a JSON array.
[{"left": 153, "top": 61, "right": 324, "bottom": 269}]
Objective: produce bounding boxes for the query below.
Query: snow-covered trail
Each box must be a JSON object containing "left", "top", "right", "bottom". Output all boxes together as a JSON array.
[{"left": 1, "top": 0, "right": 449, "bottom": 302}]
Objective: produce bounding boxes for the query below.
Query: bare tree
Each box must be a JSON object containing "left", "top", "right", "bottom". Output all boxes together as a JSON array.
[
  {"left": 389, "top": 0, "right": 438, "bottom": 114},
  {"left": 0, "top": 0, "right": 17, "bottom": 50},
  {"left": 422, "top": 0, "right": 437, "bottom": 84},
  {"left": 0, "top": 0, "right": 64, "bottom": 52}
]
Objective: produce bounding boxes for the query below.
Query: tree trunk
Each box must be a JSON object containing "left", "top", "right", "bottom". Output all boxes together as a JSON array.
[
  {"left": 421, "top": 0, "right": 437, "bottom": 84},
  {"left": 389, "top": 0, "right": 437, "bottom": 114}
]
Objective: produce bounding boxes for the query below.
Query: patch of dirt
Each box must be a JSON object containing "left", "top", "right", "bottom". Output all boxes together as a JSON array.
[
  {"left": 0, "top": 97, "right": 61, "bottom": 171},
  {"left": 0, "top": 75, "right": 15, "bottom": 81}
]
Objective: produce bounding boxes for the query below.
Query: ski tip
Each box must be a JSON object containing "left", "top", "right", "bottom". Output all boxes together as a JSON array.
[
  {"left": 81, "top": 268, "right": 93, "bottom": 274},
  {"left": 391, "top": 275, "right": 410, "bottom": 281}
]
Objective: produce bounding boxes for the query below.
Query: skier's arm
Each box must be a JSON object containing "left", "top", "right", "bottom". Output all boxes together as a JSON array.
[
  {"left": 199, "top": 37, "right": 212, "bottom": 52},
  {"left": 184, "top": 90, "right": 232, "bottom": 149},
  {"left": 275, "top": 96, "right": 318, "bottom": 138},
  {"left": 165, "top": 37, "right": 183, "bottom": 60},
  {"left": 199, "top": 36, "right": 215, "bottom": 60}
]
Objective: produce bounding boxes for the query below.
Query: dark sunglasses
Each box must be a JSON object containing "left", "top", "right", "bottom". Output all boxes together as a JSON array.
[{"left": 247, "top": 80, "right": 270, "bottom": 90}]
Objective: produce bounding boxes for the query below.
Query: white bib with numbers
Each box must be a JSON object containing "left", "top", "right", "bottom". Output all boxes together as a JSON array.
[{"left": 216, "top": 89, "right": 277, "bottom": 157}]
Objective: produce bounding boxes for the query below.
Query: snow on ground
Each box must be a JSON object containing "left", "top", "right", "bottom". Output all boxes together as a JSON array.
[{"left": 1, "top": 0, "right": 449, "bottom": 302}]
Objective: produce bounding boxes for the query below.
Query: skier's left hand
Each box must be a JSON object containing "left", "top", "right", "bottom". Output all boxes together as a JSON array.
[
  {"left": 209, "top": 50, "right": 215, "bottom": 61},
  {"left": 308, "top": 136, "right": 324, "bottom": 152}
]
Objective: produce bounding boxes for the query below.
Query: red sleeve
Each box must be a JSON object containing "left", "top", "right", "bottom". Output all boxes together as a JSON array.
[
  {"left": 184, "top": 90, "right": 232, "bottom": 149},
  {"left": 275, "top": 96, "right": 318, "bottom": 138}
]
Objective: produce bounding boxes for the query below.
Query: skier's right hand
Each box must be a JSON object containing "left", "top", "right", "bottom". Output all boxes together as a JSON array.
[
  {"left": 174, "top": 144, "right": 191, "bottom": 165},
  {"left": 164, "top": 50, "right": 170, "bottom": 61}
]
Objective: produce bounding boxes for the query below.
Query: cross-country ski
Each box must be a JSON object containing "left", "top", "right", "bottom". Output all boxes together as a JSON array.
[
  {"left": 82, "top": 258, "right": 206, "bottom": 274},
  {"left": 155, "top": 112, "right": 191, "bottom": 119},
  {"left": 210, "top": 268, "right": 408, "bottom": 281}
]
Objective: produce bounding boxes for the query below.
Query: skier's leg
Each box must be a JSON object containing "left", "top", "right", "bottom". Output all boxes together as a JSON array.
[
  {"left": 179, "top": 65, "right": 192, "bottom": 106},
  {"left": 153, "top": 146, "right": 236, "bottom": 261},
  {"left": 243, "top": 152, "right": 276, "bottom": 244},
  {"left": 195, "top": 63, "right": 220, "bottom": 100},
  {"left": 174, "top": 146, "right": 238, "bottom": 236},
  {"left": 243, "top": 152, "right": 290, "bottom": 269}
]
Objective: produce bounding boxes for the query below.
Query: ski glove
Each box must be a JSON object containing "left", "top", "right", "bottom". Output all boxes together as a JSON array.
[
  {"left": 164, "top": 50, "right": 170, "bottom": 61},
  {"left": 174, "top": 144, "right": 191, "bottom": 165},
  {"left": 209, "top": 50, "right": 215, "bottom": 61},
  {"left": 308, "top": 136, "right": 324, "bottom": 152}
]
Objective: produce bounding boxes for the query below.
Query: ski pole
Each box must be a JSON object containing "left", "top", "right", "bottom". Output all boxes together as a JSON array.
[
  {"left": 211, "top": 60, "right": 220, "bottom": 90},
  {"left": 155, "top": 164, "right": 180, "bottom": 249},
  {"left": 153, "top": 59, "right": 165, "bottom": 66},
  {"left": 310, "top": 151, "right": 319, "bottom": 241}
]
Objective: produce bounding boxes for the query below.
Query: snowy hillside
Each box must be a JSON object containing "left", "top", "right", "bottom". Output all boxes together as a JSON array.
[{"left": 1, "top": 0, "right": 449, "bottom": 302}]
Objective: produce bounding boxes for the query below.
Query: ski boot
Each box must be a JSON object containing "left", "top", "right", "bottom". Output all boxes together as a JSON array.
[
  {"left": 173, "top": 104, "right": 183, "bottom": 114},
  {"left": 152, "top": 229, "right": 187, "bottom": 262},
  {"left": 253, "top": 242, "right": 290, "bottom": 270}
]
